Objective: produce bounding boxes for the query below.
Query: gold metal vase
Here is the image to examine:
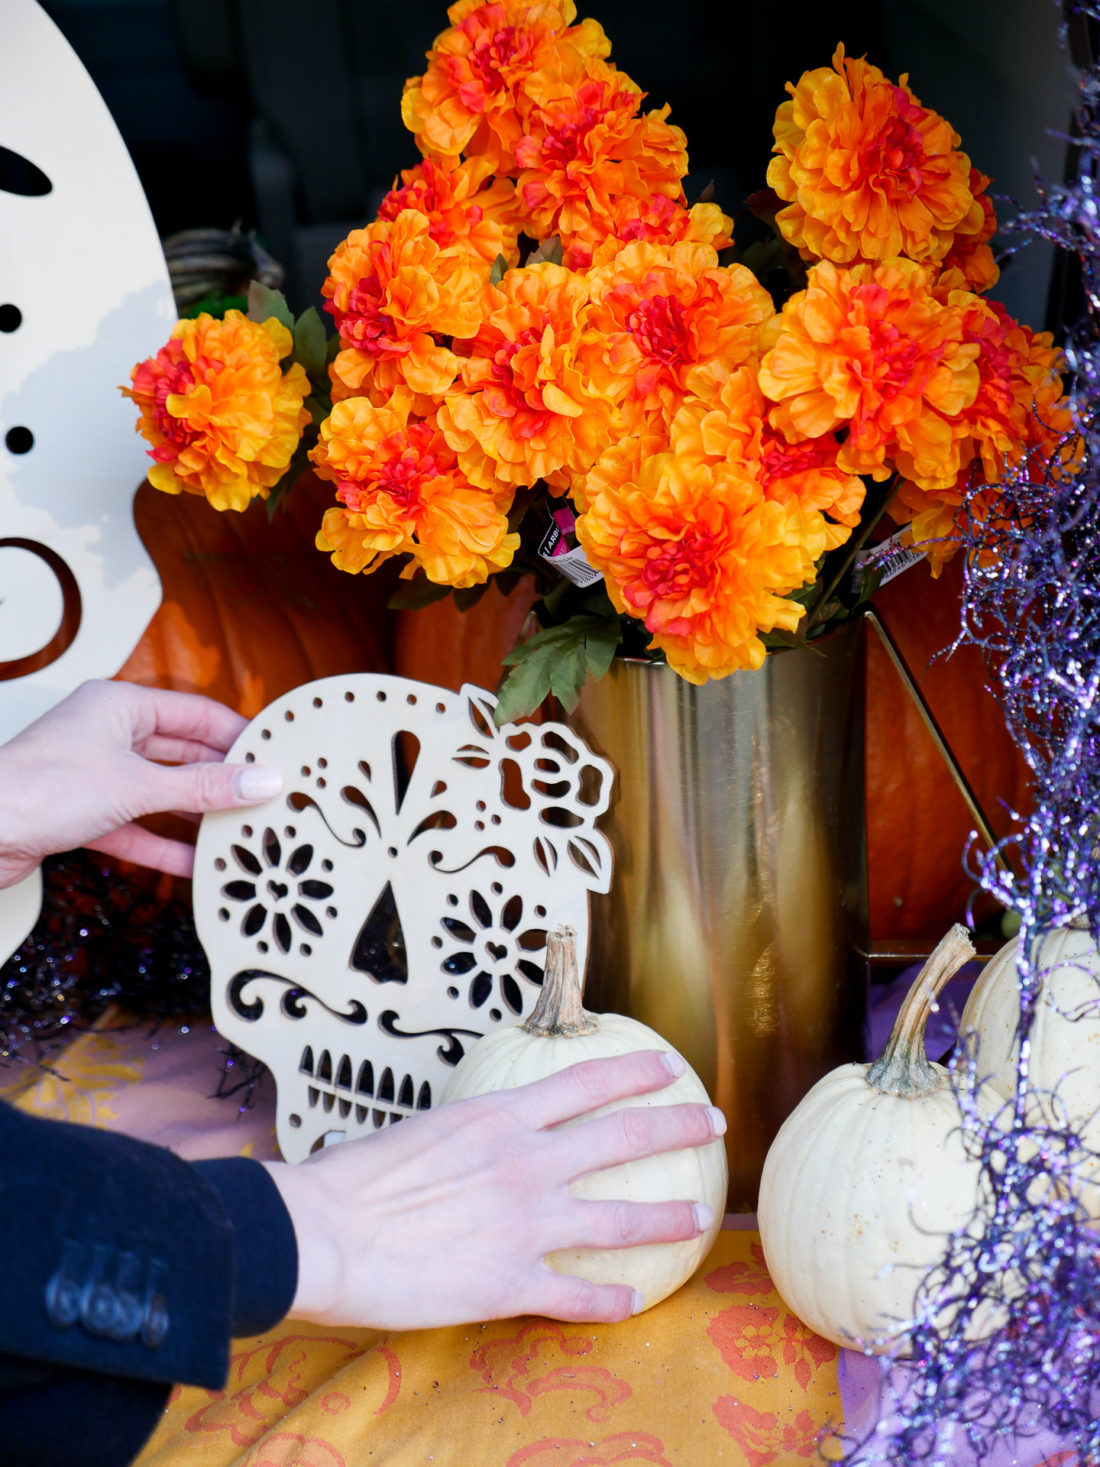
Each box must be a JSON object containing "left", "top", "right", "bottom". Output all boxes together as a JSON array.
[{"left": 569, "top": 618, "right": 868, "bottom": 1211}]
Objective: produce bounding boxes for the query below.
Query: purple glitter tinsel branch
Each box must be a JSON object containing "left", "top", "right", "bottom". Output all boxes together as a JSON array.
[{"left": 845, "top": 7, "right": 1100, "bottom": 1462}]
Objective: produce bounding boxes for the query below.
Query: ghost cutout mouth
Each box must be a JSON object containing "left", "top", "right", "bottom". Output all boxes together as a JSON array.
[{"left": 193, "top": 674, "right": 614, "bottom": 1162}]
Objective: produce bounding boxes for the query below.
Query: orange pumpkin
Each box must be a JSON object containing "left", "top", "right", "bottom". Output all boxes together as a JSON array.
[
  {"left": 114, "top": 472, "right": 396, "bottom": 898},
  {"left": 394, "top": 561, "right": 1031, "bottom": 943},
  {"left": 118, "top": 472, "right": 395, "bottom": 713}
]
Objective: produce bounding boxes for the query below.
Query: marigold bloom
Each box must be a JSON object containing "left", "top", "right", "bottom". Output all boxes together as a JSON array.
[
  {"left": 671, "top": 366, "right": 865, "bottom": 549},
  {"left": 584, "top": 241, "right": 774, "bottom": 431},
  {"left": 576, "top": 437, "right": 825, "bottom": 682},
  {"left": 401, "top": 0, "right": 609, "bottom": 170},
  {"left": 514, "top": 64, "right": 688, "bottom": 256},
  {"left": 768, "top": 45, "right": 985, "bottom": 268},
  {"left": 438, "top": 262, "right": 616, "bottom": 491},
  {"left": 312, "top": 393, "right": 519, "bottom": 586},
  {"left": 123, "top": 311, "right": 311, "bottom": 512},
  {"left": 324, "top": 210, "right": 485, "bottom": 400},
  {"left": 935, "top": 169, "right": 999, "bottom": 294},
  {"left": 757, "top": 258, "right": 980, "bottom": 488},
  {"left": 577, "top": 198, "right": 734, "bottom": 271},
  {"left": 892, "top": 298, "right": 1075, "bottom": 570},
  {"left": 377, "top": 155, "right": 523, "bottom": 268}
]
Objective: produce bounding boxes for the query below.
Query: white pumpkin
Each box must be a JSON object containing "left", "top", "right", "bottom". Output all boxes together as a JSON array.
[
  {"left": 758, "top": 925, "right": 999, "bottom": 1352},
  {"left": 441, "top": 925, "right": 729, "bottom": 1312},
  {"left": 960, "top": 921, "right": 1100, "bottom": 1217}
]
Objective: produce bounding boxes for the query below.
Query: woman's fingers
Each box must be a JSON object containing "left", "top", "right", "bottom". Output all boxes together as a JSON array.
[
  {"left": 551, "top": 1101, "right": 725, "bottom": 1180},
  {"left": 132, "top": 758, "right": 283, "bottom": 818},
  {"left": 509, "top": 1050, "right": 689, "bottom": 1129},
  {"left": 544, "top": 1197, "right": 711, "bottom": 1254},
  {"left": 524, "top": 1271, "right": 640, "bottom": 1324},
  {"left": 129, "top": 685, "right": 249, "bottom": 752},
  {"left": 86, "top": 823, "right": 196, "bottom": 877}
]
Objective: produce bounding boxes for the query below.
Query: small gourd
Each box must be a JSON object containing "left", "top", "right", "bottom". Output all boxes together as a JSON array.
[
  {"left": 960, "top": 921, "right": 1100, "bottom": 1217},
  {"left": 758, "top": 924, "right": 994, "bottom": 1352},
  {"left": 441, "top": 925, "right": 729, "bottom": 1312}
]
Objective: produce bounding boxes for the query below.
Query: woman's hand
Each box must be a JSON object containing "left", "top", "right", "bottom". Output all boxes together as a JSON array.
[
  {"left": 265, "top": 1049, "right": 726, "bottom": 1331},
  {"left": 0, "top": 680, "right": 283, "bottom": 887}
]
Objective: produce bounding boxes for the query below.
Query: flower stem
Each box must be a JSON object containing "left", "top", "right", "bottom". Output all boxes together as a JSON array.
[{"left": 805, "top": 477, "right": 902, "bottom": 631}]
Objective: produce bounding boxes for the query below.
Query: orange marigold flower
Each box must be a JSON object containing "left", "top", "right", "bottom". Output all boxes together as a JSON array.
[
  {"left": 123, "top": 311, "right": 311, "bottom": 512},
  {"left": 377, "top": 155, "right": 523, "bottom": 268},
  {"left": 401, "top": 0, "right": 609, "bottom": 171},
  {"left": 891, "top": 298, "right": 1075, "bottom": 571},
  {"left": 757, "top": 258, "right": 980, "bottom": 488},
  {"left": 671, "top": 366, "right": 865, "bottom": 550},
  {"left": 323, "top": 210, "right": 485, "bottom": 400},
  {"left": 767, "top": 45, "right": 985, "bottom": 268},
  {"left": 577, "top": 198, "right": 734, "bottom": 271},
  {"left": 438, "top": 261, "right": 616, "bottom": 491},
  {"left": 584, "top": 241, "right": 774, "bottom": 431},
  {"left": 935, "top": 169, "right": 1000, "bottom": 295},
  {"left": 514, "top": 64, "right": 688, "bottom": 255},
  {"left": 576, "top": 437, "right": 825, "bottom": 682},
  {"left": 312, "top": 392, "right": 519, "bottom": 586}
]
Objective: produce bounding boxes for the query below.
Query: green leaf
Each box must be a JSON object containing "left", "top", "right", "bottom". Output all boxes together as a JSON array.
[
  {"left": 527, "top": 235, "right": 563, "bottom": 267},
  {"left": 325, "top": 332, "right": 342, "bottom": 365},
  {"left": 494, "top": 613, "right": 622, "bottom": 724},
  {"left": 692, "top": 179, "right": 716, "bottom": 205},
  {"left": 387, "top": 578, "right": 456, "bottom": 611},
  {"left": 293, "top": 307, "right": 329, "bottom": 383},
  {"left": 489, "top": 252, "right": 509, "bottom": 286},
  {"left": 583, "top": 616, "right": 621, "bottom": 682},
  {"left": 247, "top": 281, "right": 294, "bottom": 331}
]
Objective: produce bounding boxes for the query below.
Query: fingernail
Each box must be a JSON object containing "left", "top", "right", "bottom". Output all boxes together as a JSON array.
[
  {"left": 661, "top": 1051, "right": 687, "bottom": 1077},
  {"left": 235, "top": 766, "right": 283, "bottom": 802},
  {"left": 630, "top": 1289, "right": 646, "bottom": 1315},
  {"left": 707, "top": 1106, "right": 727, "bottom": 1136},
  {"left": 693, "top": 1202, "right": 715, "bottom": 1233}
]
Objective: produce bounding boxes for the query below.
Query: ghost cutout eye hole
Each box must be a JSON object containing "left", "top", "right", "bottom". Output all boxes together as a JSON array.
[{"left": 0, "top": 144, "right": 52, "bottom": 197}]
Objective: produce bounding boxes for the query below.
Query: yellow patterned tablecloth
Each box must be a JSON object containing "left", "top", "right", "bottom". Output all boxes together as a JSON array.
[{"left": 3, "top": 1014, "right": 845, "bottom": 1467}]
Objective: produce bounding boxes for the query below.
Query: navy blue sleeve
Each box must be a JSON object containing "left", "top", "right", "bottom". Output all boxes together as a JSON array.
[
  {"left": 192, "top": 1156, "right": 298, "bottom": 1338},
  {"left": 0, "top": 1099, "right": 299, "bottom": 1466}
]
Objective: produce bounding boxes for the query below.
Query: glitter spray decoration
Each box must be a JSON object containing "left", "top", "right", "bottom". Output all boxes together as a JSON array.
[{"left": 846, "top": 5, "right": 1100, "bottom": 1462}]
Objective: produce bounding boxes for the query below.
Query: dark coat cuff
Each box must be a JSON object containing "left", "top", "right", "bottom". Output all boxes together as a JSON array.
[{"left": 192, "top": 1157, "right": 298, "bottom": 1337}]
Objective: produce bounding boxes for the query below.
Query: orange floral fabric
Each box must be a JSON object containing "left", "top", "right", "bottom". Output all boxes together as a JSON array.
[
  {"left": 134, "top": 1232, "right": 844, "bottom": 1467},
  {"left": 8, "top": 1021, "right": 845, "bottom": 1467}
]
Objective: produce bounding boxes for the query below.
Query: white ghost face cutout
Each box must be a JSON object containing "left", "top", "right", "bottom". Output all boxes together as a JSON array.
[
  {"left": 0, "top": 0, "right": 173, "bottom": 747},
  {"left": 0, "top": 1, "right": 174, "bottom": 961},
  {"left": 193, "top": 676, "right": 615, "bottom": 1162}
]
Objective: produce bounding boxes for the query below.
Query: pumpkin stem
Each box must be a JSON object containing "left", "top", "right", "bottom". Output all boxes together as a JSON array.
[
  {"left": 523, "top": 926, "right": 600, "bottom": 1037},
  {"left": 866, "top": 923, "right": 976, "bottom": 1097}
]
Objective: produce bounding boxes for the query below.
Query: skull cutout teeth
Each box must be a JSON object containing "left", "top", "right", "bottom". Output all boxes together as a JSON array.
[{"left": 193, "top": 675, "right": 614, "bottom": 1162}]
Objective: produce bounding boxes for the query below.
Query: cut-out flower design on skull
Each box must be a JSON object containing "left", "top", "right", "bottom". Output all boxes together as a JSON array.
[
  {"left": 437, "top": 882, "right": 548, "bottom": 1020},
  {"left": 193, "top": 675, "right": 614, "bottom": 1162},
  {"left": 216, "top": 825, "right": 336, "bottom": 958}
]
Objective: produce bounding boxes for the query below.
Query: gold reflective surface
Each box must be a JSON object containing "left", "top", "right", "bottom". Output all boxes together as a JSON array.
[{"left": 571, "top": 621, "right": 868, "bottom": 1210}]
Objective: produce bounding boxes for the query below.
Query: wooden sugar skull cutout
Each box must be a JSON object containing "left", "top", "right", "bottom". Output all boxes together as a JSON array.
[
  {"left": 193, "top": 675, "right": 615, "bottom": 1161},
  {"left": 0, "top": 0, "right": 172, "bottom": 744}
]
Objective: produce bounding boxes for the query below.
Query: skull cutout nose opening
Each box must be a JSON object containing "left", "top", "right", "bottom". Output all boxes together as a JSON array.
[{"left": 351, "top": 882, "right": 408, "bottom": 983}]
